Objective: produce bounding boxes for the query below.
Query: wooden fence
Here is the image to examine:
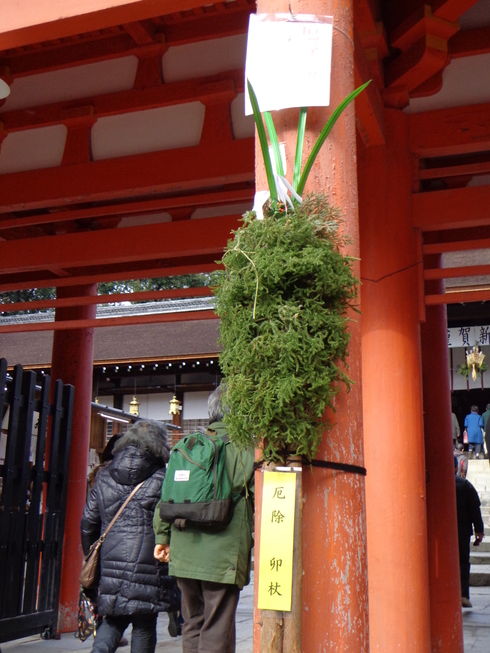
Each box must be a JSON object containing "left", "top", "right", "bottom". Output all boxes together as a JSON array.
[{"left": 0, "top": 359, "right": 74, "bottom": 643}]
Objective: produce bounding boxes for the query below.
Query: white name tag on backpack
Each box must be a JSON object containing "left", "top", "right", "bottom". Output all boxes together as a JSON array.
[{"left": 174, "top": 470, "right": 190, "bottom": 482}]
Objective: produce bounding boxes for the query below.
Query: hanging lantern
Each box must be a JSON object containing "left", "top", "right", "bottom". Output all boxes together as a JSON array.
[
  {"left": 466, "top": 345, "right": 486, "bottom": 381},
  {"left": 129, "top": 396, "right": 140, "bottom": 416},
  {"left": 169, "top": 395, "right": 182, "bottom": 416}
]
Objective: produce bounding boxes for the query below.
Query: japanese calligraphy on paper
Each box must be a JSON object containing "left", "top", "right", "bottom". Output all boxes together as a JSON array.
[
  {"left": 245, "top": 13, "right": 333, "bottom": 115},
  {"left": 258, "top": 471, "right": 296, "bottom": 611},
  {"left": 448, "top": 326, "right": 490, "bottom": 348}
]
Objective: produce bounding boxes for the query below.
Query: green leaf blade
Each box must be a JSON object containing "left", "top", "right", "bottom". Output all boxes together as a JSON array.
[
  {"left": 247, "top": 80, "right": 277, "bottom": 200},
  {"left": 297, "top": 81, "right": 371, "bottom": 196},
  {"left": 264, "top": 111, "right": 284, "bottom": 177},
  {"left": 293, "top": 107, "right": 307, "bottom": 192}
]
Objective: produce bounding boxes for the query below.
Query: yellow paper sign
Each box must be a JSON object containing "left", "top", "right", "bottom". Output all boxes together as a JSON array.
[{"left": 257, "top": 471, "right": 296, "bottom": 611}]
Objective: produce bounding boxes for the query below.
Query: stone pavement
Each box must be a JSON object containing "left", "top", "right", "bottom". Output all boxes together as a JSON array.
[
  {"left": 462, "top": 586, "right": 490, "bottom": 652},
  {"left": 3, "top": 579, "right": 490, "bottom": 652},
  {"left": 1, "top": 580, "right": 253, "bottom": 653}
]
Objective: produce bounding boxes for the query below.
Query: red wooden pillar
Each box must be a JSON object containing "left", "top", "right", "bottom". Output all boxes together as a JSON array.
[
  {"left": 358, "top": 109, "right": 431, "bottom": 653},
  {"left": 51, "top": 284, "right": 97, "bottom": 632},
  {"left": 421, "top": 253, "right": 464, "bottom": 653},
  {"left": 253, "top": 1, "right": 368, "bottom": 650}
]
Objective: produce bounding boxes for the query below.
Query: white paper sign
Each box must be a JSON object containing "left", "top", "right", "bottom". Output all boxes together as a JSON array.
[
  {"left": 245, "top": 13, "right": 333, "bottom": 115},
  {"left": 448, "top": 326, "right": 490, "bottom": 348}
]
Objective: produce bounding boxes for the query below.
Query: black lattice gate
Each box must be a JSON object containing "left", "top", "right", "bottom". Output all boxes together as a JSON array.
[{"left": 0, "top": 359, "right": 74, "bottom": 643}]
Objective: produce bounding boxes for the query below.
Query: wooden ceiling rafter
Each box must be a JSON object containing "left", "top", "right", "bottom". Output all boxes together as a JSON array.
[
  {"left": 425, "top": 288, "right": 490, "bottom": 305},
  {"left": 0, "top": 0, "right": 253, "bottom": 51},
  {"left": 382, "top": 5, "right": 458, "bottom": 107},
  {"left": 1, "top": 286, "right": 213, "bottom": 313},
  {"left": 422, "top": 234, "right": 490, "bottom": 306},
  {"left": 0, "top": 262, "right": 221, "bottom": 294},
  {"left": 0, "top": 2, "right": 254, "bottom": 78},
  {"left": 418, "top": 160, "right": 490, "bottom": 180},
  {"left": 0, "top": 186, "right": 254, "bottom": 232},
  {"left": 0, "top": 309, "right": 218, "bottom": 334},
  {"left": 413, "top": 184, "right": 490, "bottom": 231},
  {"left": 362, "top": 0, "right": 483, "bottom": 109},
  {"left": 0, "top": 138, "right": 254, "bottom": 214},
  {"left": 0, "top": 214, "right": 241, "bottom": 275},
  {"left": 425, "top": 264, "right": 490, "bottom": 281},
  {"left": 408, "top": 101, "right": 490, "bottom": 157},
  {"left": 0, "top": 68, "right": 244, "bottom": 134}
]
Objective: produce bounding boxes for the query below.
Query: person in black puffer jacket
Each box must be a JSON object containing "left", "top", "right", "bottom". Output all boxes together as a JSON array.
[{"left": 81, "top": 420, "right": 178, "bottom": 653}]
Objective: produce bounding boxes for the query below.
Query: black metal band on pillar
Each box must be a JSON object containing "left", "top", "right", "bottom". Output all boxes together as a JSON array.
[
  {"left": 304, "top": 457, "right": 367, "bottom": 476},
  {"left": 253, "top": 458, "right": 367, "bottom": 476}
]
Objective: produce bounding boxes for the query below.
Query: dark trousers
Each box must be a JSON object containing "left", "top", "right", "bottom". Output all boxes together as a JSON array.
[
  {"left": 177, "top": 577, "right": 240, "bottom": 653},
  {"left": 91, "top": 614, "right": 157, "bottom": 653},
  {"left": 468, "top": 443, "right": 482, "bottom": 455},
  {"left": 458, "top": 534, "right": 471, "bottom": 599}
]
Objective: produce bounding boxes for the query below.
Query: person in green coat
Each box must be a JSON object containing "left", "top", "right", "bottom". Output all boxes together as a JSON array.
[{"left": 154, "top": 385, "right": 254, "bottom": 653}]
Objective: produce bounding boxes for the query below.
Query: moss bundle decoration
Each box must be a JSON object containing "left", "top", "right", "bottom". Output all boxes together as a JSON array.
[
  {"left": 214, "top": 195, "right": 358, "bottom": 461},
  {"left": 213, "top": 80, "right": 368, "bottom": 461}
]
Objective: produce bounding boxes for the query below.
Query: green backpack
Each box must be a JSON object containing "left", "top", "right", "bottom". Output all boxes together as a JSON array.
[{"left": 159, "top": 431, "right": 232, "bottom": 530}]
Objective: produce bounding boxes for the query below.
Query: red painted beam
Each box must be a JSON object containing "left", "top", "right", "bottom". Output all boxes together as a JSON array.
[
  {"left": 0, "top": 9, "right": 252, "bottom": 78},
  {"left": 384, "top": 35, "right": 449, "bottom": 93},
  {"left": 432, "top": 0, "right": 480, "bottom": 22},
  {"left": 0, "top": 0, "right": 221, "bottom": 51},
  {"left": 0, "top": 214, "right": 240, "bottom": 274},
  {"left": 413, "top": 185, "right": 490, "bottom": 231},
  {"left": 449, "top": 27, "right": 490, "bottom": 58},
  {"left": 0, "top": 187, "right": 253, "bottom": 231},
  {"left": 1, "top": 70, "right": 244, "bottom": 133},
  {"left": 0, "top": 309, "right": 218, "bottom": 333},
  {"left": 424, "top": 264, "right": 490, "bottom": 280},
  {"left": 161, "top": 6, "right": 252, "bottom": 46},
  {"left": 423, "top": 238, "right": 490, "bottom": 254},
  {"left": 426, "top": 288, "right": 490, "bottom": 305},
  {"left": 408, "top": 102, "right": 490, "bottom": 156},
  {"left": 0, "top": 138, "right": 254, "bottom": 213},
  {"left": 353, "top": 0, "right": 378, "bottom": 33},
  {"left": 0, "top": 285, "right": 213, "bottom": 312},
  {"left": 0, "top": 262, "right": 222, "bottom": 293},
  {"left": 353, "top": 28, "right": 385, "bottom": 147},
  {"left": 418, "top": 161, "right": 490, "bottom": 180}
]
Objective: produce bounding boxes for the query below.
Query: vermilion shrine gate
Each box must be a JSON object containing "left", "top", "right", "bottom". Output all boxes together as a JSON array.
[{"left": 1, "top": 1, "right": 490, "bottom": 652}]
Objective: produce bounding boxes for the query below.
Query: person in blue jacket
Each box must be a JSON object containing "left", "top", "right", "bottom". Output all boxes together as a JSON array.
[{"left": 464, "top": 405, "right": 484, "bottom": 458}]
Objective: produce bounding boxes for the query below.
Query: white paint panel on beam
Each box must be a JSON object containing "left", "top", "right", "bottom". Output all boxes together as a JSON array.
[
  {"left": 0, "top": 124, "right": 66, "bottom": 173},
  {"left": 162, "top": 35, "right": 247, "bottom": 83},
  {"left": 183, "top": 390, "right": 211, "bottom": 420},
  {"left": 0, "top": 57, "right": 138, "bottom": 112},
  {"left": 231, "top": 92, "right": 255, "bottom": 140},
  {"left": 405, "top": 53, "right": 490, "bottom": 114},
  {"left": 91, "top": 102, "right": 205, "bottom": 159}
]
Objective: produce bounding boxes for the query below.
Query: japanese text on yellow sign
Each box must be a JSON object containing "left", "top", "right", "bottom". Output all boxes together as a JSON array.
[{"left": 258, "top": 471, "right": 296, "bottom": 611}]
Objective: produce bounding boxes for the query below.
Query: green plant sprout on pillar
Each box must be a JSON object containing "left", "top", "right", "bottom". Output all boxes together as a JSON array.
[{"left": 213, "top": 80, "right": 370, "bottom": 462}]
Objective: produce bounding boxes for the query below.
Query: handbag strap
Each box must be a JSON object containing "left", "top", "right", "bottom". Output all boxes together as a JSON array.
[{"left": 100, "top": 481, "right": 144, "bottom": 541}]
